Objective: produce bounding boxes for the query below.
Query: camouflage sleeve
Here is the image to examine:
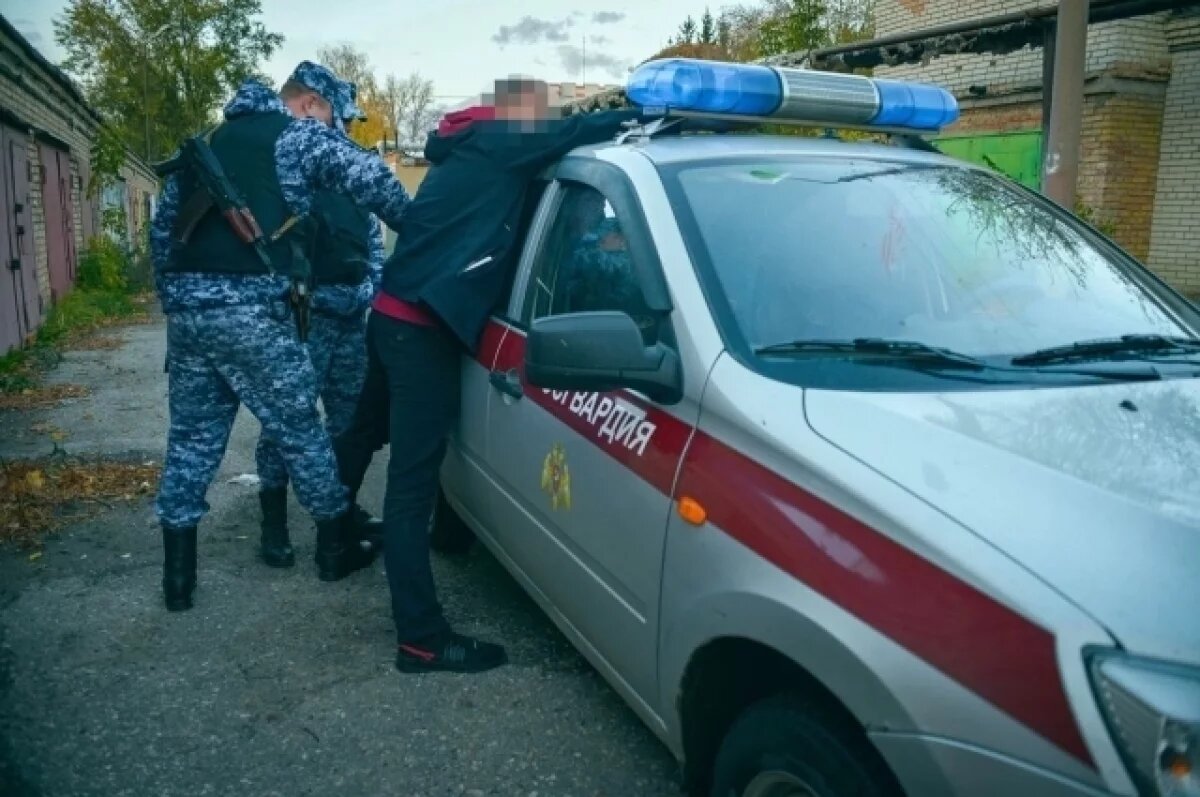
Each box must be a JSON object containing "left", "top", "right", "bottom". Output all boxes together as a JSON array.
[
  {"left": 150, "top": 173, "right": 181, "bottom": 292},
  {"left": 366, "top": 214, "right": 384, "bottom": 294},
  {"left": 275, "top": 119, "right": 410, "bottom": 230}
]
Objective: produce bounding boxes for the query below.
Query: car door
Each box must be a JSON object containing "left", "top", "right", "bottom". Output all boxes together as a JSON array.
[
  {"left": 481, "top": 164, "right": 689, "bottom": 704},
  {"left": 441, "top": 180, "right": 551, "bottom": 533}
]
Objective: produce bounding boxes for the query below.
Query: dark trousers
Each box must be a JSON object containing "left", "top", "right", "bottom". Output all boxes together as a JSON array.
[{"left": 334, "top": 312, "right": 459, "bottom": 644}]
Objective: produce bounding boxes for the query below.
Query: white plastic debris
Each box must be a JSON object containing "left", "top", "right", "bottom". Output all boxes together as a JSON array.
[{"left": 227, "top": 474, "right": 261, "bottom": 487}]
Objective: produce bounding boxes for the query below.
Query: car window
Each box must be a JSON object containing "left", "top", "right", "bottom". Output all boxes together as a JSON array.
[
  {"left": 667, "top": 158, "right": 1194, "bottom": 355},
  {"left": 495, "top": 180, "right": 551, "bottom": 323},
  {"left": 523, "top": 181, "right": 662, "bottom": 345}
]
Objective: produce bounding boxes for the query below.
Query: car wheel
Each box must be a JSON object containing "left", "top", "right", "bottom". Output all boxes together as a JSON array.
[
  {"left": 710, "top": 694, "right": 901, "bottom": 797},
  {"left": 429, "top": 488, "right": 475, "bottom": 555}
]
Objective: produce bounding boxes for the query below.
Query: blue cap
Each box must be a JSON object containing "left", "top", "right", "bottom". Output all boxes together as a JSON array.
[{"left": 288, "top": 60, "right": 365, "bottom": 123}]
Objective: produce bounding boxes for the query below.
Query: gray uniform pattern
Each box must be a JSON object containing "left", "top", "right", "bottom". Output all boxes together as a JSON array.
[
  {"left": 254, "top": 216, "right": 384, "bottom": 489},
  {"left": 151, "top": 79, "right": 410, "bottom": 532},
  {"left": 156, "top": 304, "right": 343, "bottom": 528}
]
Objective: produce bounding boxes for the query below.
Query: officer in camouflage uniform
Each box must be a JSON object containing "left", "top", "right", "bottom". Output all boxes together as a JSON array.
[
  {"left": 151, "top": 62, "right": 410, "bottom": 612},
  {"left": 252, "top": 95, "right": 385, "bottom": 567}
]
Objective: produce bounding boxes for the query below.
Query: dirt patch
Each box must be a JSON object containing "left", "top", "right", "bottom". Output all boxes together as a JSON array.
[
  {"left": 0, "top": 457, "right": 160, "bottom": 549},
  {"left": 0, "top": 384, "right": 91, "bottom": 411}
]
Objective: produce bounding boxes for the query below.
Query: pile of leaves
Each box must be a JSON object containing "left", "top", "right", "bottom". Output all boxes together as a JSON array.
[{"left": 0, "top": 457, "right": 160, "bottom": 549}]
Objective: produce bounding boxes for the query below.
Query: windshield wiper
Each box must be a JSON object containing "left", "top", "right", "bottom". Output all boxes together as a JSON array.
[
  {"left": 754, "top": 338, "right": 986, "bottom": 369},
  {"left": 1011, "top": 334, "right": 1200, "bottom": 366}
]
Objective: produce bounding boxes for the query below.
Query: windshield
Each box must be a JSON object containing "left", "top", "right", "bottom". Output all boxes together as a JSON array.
[{"left": 662, "top": 155, "right": 1198, "bottom": 389}]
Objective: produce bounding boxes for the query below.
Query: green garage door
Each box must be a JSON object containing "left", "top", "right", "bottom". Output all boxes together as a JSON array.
[{"left": 934, "top": 130, "right": 1044, "bottom": 190}]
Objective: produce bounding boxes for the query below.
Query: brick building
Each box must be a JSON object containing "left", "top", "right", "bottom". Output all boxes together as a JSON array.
[
  {"left": 874, "top": 1, "right": 1200, "bottom": 296},
  {"left": 0, "top": 14, "right": 158, "bottom": 355}
]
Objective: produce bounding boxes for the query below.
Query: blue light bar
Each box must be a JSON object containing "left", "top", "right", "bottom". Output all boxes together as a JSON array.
[
  {"left": 625, "top": 58, "right": 960, "bottom": 132},
  {"left": 626, "top": 59, "right": 782, "bottom": 117}
]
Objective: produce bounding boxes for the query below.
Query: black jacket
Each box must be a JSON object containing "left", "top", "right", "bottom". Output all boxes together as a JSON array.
[{"left": 380, "top": 109, "right": 643, "bottom": 353}]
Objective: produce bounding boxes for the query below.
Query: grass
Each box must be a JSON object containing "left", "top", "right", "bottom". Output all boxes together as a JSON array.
[{"left": 0, "top": 288, "right": 149, "bottom": 395}]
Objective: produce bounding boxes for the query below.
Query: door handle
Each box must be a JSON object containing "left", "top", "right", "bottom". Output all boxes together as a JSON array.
[{"left": 489, "top": 369, "right": 524, "bottom": 400}]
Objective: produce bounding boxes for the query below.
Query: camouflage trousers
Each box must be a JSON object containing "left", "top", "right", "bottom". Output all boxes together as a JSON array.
[
  {"left": 255, "top": 311, "right": 367, "bottom": 490},
  {"left": 155, "top": 304, "right": 349, "bottom": 530}
]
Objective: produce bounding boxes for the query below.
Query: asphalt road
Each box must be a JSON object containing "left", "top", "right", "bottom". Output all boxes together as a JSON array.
[{"left": 0, "top": 318, "right": 681, "bottom": 796}]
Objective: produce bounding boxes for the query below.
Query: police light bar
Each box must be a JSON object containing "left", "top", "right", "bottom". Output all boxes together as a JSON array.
[{"left": 626, "top": 58, "right": 959, "bottom": 132}]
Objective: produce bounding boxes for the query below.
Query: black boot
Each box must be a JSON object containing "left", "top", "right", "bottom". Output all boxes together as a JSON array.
[
  {"left": 315, "top": 512, "right": 378, "bottom": 582},
  {"left": 352, "top": 503, "right": 384, "bottom": 552},
  {"left": 259, "top": 488, "right": 295, "bottom": 568},
  {"left": 162, "top": 526, "right": 197, "bottom": 612}
]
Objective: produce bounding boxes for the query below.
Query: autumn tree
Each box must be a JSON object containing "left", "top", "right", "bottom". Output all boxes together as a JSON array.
[
  {"left": 825, "top": 0, "right": 876, "bottom": 43},
  {"left": 315, "top": 43, "right": 378, "bottom": 100},
  {"left": 315, "top": 43, "right": 390, "bottom": 148},
  {"left": 757, "top": 0, "right": 831, "bottom": 57},
  {"left": 55, "top": 0, "right": 283, "bottom": 162}
]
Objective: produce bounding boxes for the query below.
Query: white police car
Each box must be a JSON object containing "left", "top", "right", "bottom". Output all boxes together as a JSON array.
[{"left": 433, "top": 58, "right": 1200, "bottom": 797}]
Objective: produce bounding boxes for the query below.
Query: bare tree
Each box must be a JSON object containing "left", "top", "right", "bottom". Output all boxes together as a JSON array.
[
  {"left": 402, "top": 74, "right": 435, "bottom": 146},
  {"left": 315, "top": 43, "right": 378, "bottom": 99},
  {"left": 380, "top": 73, "right": 404, "bottom": 150},
  {"left": 378, "top": 73, "right": 436, "bottom": 150}
]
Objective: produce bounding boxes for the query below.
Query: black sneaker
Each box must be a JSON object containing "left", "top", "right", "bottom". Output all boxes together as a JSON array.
[{"left": 395, "top": 632, "right": 508, "bottom": 674}]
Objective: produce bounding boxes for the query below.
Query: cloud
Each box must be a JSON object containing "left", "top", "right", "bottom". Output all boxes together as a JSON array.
[
  {"left": 592, "top": 12, "right": 626, "bottom": 24},
  {"left": 588, "top": 34, "right": 611, "bottom": 45},
  {"left": 556, "top": 44, "right": 629, "bottom": 80},
  {"left": 492, "top": 16, "right": 574, "bottom": 46}
]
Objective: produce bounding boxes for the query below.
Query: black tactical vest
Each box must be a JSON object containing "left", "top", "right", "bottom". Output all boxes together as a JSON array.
[
  {"left": 165, "top": 112, "right": 306, "bottom": 277},
  {"left": 311, "top": 191, "right": 372, "bottom": 286}
]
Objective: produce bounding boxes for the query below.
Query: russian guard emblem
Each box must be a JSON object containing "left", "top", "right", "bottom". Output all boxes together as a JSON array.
[{"left": 540, "top": 443, "right": 572, "bottom": 511}]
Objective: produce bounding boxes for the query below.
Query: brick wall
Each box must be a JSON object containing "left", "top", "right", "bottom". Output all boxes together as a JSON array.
[
  {"left": 876, "top": 2, "right": 1171, "bottom": 94},
  {"left": 949, "top": 96, "right": 1042, "bottom": 134},
  {"left": 27, "top": 139, "right": 50, "bottom": 307},
  {"left": 875, "top": 2, "right": 1199, "bottom": 292},
  {"left": 70, "top": 156, "right": 83, "bottom": 255},
  {"left": 1147, "top": 18, "right": 1200, "bottom": 296},
  {"left": 1077, "top": 89, "right": 1166, "bottom": 260}
]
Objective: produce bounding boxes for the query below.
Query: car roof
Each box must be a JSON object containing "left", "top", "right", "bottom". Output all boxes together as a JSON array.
[{"left": 569, "top": 132, "right": 969, "bottom": 170}]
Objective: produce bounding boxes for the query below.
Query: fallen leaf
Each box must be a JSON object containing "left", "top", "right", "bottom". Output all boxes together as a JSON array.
[
  {"left": 28, "top": 551, "right": 42, "bottom": 561},
  {"left": 25, "top": 470, "right": 45, "bottom": 490}
]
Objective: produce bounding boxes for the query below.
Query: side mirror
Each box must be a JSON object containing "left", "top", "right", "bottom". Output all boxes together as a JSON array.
[{"left": 525, "top": 311, "right": 683, "bottom": 405}]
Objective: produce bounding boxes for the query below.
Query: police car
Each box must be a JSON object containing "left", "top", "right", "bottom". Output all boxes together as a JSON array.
[{"left": 433, "top": 58, "right": 1200, "bottom": 797}]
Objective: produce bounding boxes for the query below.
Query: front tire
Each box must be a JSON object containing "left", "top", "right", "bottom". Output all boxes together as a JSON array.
[
  {"left": 710, "top": 694, "right": 901, "bottom": 797},
  {"left": 429, "top": 488, "right": 475, "bottom": 555}
]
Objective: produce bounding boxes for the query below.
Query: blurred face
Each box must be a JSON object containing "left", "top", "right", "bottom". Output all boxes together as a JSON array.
[
  {"left": 494, "top": 80, "right": 550, "bottom": 124},
  {"left": 284, "top": 91, "right": 334, "bottom": 126}
]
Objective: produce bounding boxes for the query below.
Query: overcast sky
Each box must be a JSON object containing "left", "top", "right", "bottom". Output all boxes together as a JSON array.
[{"left": 4, "top": 0, "right": 703, "bottom": 101}]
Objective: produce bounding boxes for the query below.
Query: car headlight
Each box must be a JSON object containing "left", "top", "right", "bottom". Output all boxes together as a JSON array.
[{"left": 1088, "top": 649, "right": 1200, "bottom": 797}]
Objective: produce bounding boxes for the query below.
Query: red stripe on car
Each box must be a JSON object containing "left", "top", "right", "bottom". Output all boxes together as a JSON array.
[{"left": 482, "top": 320, "right": 1093, "bottom": 767}]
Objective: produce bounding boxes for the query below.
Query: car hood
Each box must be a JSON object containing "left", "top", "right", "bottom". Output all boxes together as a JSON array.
[{"left": 804, "top": 379, "right": 1200, "bottom": 665}]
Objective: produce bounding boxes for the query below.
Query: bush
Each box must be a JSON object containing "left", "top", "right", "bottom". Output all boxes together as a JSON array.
[
  {"left": 1074, "top": 199, "right": 1119, "bottom": 239},
  {"left": 76, "top": 236, "right": 129, "bottom": 292},
  {"left": 36, "top": 289, "right": 137, "bottom": 345}
]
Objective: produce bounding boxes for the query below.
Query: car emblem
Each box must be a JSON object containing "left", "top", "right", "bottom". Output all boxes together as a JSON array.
[{"left": 540, "top": 443, "right": 572, "bottom": 511}]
